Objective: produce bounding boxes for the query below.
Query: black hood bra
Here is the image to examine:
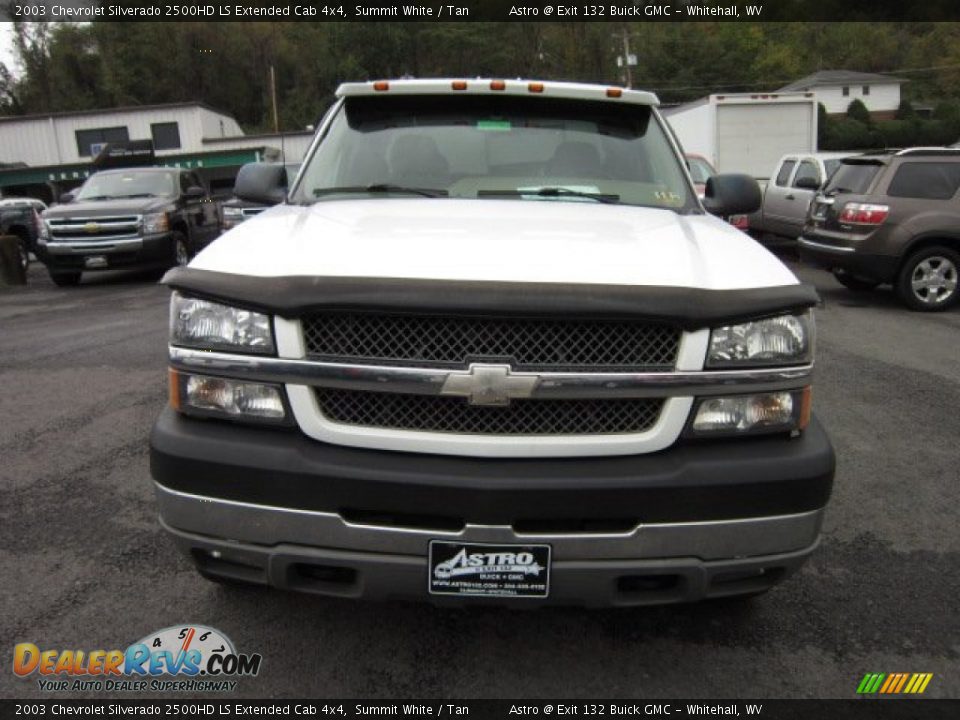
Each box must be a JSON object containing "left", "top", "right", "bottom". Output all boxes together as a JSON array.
[{"left": 163, "top": 267, "right": 819, "bottom": 329}]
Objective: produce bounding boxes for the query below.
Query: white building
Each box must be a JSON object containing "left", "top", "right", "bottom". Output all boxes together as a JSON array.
[
  {"left": 0, "top": 102, "right": 316, "bottom": 201},
  {"left": 0, "top": 103, "right": 245, "bottom": 167},
  {"left": 777, "top": 70, "right": 906, "bottom": 117}
]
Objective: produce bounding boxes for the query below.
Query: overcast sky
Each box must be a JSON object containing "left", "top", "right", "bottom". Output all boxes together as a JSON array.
[{"left": 1, "top": 23, "right": 18, "bottom": 76}]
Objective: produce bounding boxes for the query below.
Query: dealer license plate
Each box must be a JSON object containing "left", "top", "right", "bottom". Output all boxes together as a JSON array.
[{"left": 428, "top": 541, "right": 551, "bottom": 599}]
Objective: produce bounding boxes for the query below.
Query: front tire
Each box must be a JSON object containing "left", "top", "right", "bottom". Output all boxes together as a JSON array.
[
  {"left": 172, "top": 232, "right": 191, "bottom": 268},
  {"left": 832, "top": 269, "right": 880, "bottom": 292},
  {"left": 48, "top": 270, "right": 81, "bottom": 287},
  {"left": 896, "top": 246, "right": 960, "bottom": 311},
  {"left": 14, "top": 231, "right": 30, "bottom": 272}
]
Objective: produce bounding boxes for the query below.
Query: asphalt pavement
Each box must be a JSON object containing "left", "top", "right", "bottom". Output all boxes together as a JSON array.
[{"left": 1, "top": 257, "right": 957, "bottom": 700}]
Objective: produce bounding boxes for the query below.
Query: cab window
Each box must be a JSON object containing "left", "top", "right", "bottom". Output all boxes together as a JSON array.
[{"left": 775, "top": 160, "right": 797, "bottom": 187}]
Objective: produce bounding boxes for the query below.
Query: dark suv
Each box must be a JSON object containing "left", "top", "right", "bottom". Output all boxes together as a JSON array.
[{"left": 799, "top": 148, "right": 960, "bottom": 311}]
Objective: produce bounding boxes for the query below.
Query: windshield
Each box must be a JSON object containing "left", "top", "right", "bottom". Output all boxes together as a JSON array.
[
  {"left": 824, "top": 159, "right": 842, "bottom": 180},
  {"left": 76, "top": 171, "right": 177, "bottom": 201},
  {"left": 822, "top": 161, "right": 882, "bottom": 195},
  {"left": 686, "top": 157, "right": 715, "bottom": 184},
  {"left": 292, "top": 95, "right": 696, "bottom": 211}
]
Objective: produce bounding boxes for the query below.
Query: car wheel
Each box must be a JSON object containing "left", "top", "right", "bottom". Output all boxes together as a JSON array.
[
  {"left": 832, "top": 269, "right": 880, "bottom": 292},
  {"left": 896, "top": 246, "right": 960, "bottom": 311},
  {"left": 172, "top": 232, "right": 191, "bottom": 268},
  {"left": 48, "top": 270, "right": 82, "bottom": 287},
  {"left": 14, "top": 232, "right": 30, "bottom": 272}
]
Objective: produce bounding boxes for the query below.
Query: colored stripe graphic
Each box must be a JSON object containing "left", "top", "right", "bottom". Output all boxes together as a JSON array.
[
  {"left": 906, "top": 673, "right": 933, "bottom": 694},
  {"left": 857, "top": 673, "right": 933, "bottom": 694}
]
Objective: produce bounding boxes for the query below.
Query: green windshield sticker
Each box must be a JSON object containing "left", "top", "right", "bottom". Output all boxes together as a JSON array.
[{"left": 477, "top": 120, "right": 512, "bottom": 131}]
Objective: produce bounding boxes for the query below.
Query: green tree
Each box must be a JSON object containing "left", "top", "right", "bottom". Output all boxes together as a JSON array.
[
  {"left": 895, "top": 100, "right": 916, "bottom": 120},
  {"left": 846, "top": 98, "right": 872, "bottom": 125}
]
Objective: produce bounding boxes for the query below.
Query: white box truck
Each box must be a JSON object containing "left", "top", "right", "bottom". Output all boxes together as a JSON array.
[{"left": 664, "top": 93, "right": 819, "bottom": 181}]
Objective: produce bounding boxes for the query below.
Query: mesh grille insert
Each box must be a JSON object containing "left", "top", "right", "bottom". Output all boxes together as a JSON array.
[
  {"left": 314, "top": 388, "right": 664, "bottom": 436},
  {"left": 302, "top": 313, "right": 680, "bottom": 370}
]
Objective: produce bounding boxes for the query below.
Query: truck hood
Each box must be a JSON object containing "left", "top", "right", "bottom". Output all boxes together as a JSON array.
[
  {"left": 43, "top": 197, "right": 173, "bottom": 219},
  {"left": 190, "top": 199, "right": 798, "bottom": 291}
]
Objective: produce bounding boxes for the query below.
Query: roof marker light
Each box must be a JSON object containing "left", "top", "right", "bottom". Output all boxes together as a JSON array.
[
  {"left": 373, "top": 81, "right": 389, "bottom": 92},
  {"left": 606, "top": 88, "right": 623, "bottom": 98},
  {"left": 490, "top": 80, "right": 506, "bottom": 91},
  {"left": 528, "top": 82, "right": 544, "bottom": 93},
  {"left": 452, "top": 80, "right": 468, "bottom": 90}
]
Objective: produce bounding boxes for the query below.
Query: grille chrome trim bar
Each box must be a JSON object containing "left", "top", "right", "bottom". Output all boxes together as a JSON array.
[
  {"left": 45, "top": 237, "right": 143, "bottom": 254},
  {"left": 169, "top": 346, "right": 812, "bottom": 399}
]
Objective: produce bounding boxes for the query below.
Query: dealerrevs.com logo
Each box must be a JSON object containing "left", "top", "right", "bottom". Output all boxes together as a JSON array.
[{"left": 13, "top": 625, "right": 261, "bottom": 692}]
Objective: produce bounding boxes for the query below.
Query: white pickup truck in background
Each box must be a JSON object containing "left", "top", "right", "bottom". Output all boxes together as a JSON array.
[{"left": 748, "top": 152, "right": 853, "bottom": 242}]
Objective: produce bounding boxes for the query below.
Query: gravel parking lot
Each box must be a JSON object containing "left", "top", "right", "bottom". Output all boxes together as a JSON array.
[{"left": 1, "top": 257, "right": 957, "bottom": 699}]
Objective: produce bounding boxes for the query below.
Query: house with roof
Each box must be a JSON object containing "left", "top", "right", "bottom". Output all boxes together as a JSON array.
[{"left": 777, "top": 70, "right": 907, "bottom": 118}]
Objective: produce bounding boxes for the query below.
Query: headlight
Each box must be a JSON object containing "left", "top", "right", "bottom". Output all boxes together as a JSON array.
[
  {"left": 170, "top": 370, "right": 289, "bottom": 424},
  {"left": 142, "top": 212, "right": 170, "bottom": 234},
  {"left": 707, "top": 312, "right": 812, "bottom": 367},
  {"left": 688, "top": 389, "right": 810, "bottom": 437},
  {"left": 170, "top": 292, "right": 274, "bottom": 354}
]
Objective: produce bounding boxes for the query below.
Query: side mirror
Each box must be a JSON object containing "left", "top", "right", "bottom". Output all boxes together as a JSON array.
[
  {"left": 793, "top": 176, "right": 820, "bottom": 191},
  {"left": 184, "top": 186, "right": 205, "bottom": 200},
  {"left": 59, "top": 192, "right": 74, "bottom": 204},
  {"left": 703, "top": 174, "right": 761, "bottom": 217},
  {"left": 234, "top": 163, "right": 287, "bottom": 206}
]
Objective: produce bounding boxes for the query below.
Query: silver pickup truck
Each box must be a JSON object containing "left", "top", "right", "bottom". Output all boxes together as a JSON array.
[{"left": 750, "top": 152, "right": 851, "bottom": 241}]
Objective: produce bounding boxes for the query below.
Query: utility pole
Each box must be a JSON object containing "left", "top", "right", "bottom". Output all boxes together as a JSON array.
[
  {"left": 269, "top": 65, "right": 279, "bottom": 133},
  {"left": 621, "top": 28, "right": 633, "bottom": 88},
  {"left": 614, "top": 28, "right": 636, "bottom": 88}
]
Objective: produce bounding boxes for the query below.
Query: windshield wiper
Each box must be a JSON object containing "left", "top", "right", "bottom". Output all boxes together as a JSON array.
[
  {"left": 478, "top": 188, "right": 620, "bottom": 204},
  {"left": 115, "top": 193, "right": 160, "bottom": 199},
  {"left": 78, "top": 195, "right": 114, "bottom": 201},
  {"left": 313, "top": 184, "right": 448, "bottom": 199},
  {"left": 824, "top": 187, "right": 855, "bottom": 196}
]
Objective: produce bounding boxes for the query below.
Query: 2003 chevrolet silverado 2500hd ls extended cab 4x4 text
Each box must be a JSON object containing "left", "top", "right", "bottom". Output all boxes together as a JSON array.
[{"left": 150, "top": 79, "right": 835, "bottom": 607}]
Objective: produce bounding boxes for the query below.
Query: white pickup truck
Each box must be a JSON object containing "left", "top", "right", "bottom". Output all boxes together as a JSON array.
[
  {"left": 749, "top": 152, "right": 852, "bottom": 241},
  {"left": 150, "top": 79, "right": 834, "bottom": 606}
]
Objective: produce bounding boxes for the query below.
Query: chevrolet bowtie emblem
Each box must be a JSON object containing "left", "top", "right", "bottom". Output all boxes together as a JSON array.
[
  {"left": 84, "top": 222, "right": 100, "bottom": 233},
  {"left": 440, "top": 364, "right": 538, "bottom": 406}
]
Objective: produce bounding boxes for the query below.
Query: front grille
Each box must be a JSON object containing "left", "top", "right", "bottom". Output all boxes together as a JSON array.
[
  {"left": 48, "top": 215, "right": 140, "bottom": 241},
  {"left": 303, "top": 314, "right": 680, "bottom": 370},
  {"left": 315, "top": 388, "right": 664, "bottom": 436}
]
